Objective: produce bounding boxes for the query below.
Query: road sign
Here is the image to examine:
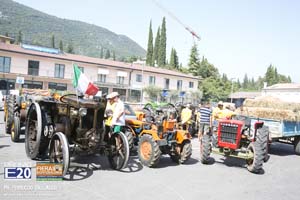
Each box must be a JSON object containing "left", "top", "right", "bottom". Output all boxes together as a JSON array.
[{"left": 16, "top": 76, "right": 24, "bottom": 84}]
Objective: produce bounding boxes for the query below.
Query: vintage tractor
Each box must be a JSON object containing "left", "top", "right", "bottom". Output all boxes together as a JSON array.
[
  {"left": 200, "top": 116, "right": 269, "bottom": 173},
  {"left": 25, "top": 94, "right": 129, "bottom": 176},
  {"left": 126, "top": 108, "right": 192, "bottom": 167}
]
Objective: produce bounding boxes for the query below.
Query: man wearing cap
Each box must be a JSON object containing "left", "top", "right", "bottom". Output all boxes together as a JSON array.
[
  {"left": 109, "top": 92, "right": 125, "bottom": 133},
  {"left": 212, "top": 101, "right": 224, "bottom": 121}
]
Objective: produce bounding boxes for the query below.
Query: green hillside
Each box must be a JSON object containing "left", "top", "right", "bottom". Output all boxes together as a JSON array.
[{"left": 0, "top": 0, "right": 146, "bottom": 59}]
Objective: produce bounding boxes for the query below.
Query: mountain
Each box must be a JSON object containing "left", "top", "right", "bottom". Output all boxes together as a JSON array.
[{"left": 0, "top": 0, "right": 146, "bottom": 59}]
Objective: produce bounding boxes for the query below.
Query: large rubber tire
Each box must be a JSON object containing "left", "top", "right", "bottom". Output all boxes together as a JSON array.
[
  {"left": 11, "top": 116, "right": 21, "bottom": 142},
  {"left": 124, "top": 127, "right": 134, "bottom": 151},
  {"left": 138, "top": 134, "right": 161, "bottom": 167},
  {"left": 294, "top": 137, "right": 300, "bottom": 155},
  {"left": 49, "top": 132, "right": 70, "bottom": 176},
  {"left": 247, "top": 142, "right": 264, "bottom": 173},
  {"left": 107, "top": 132, "right": 130, "bottom": 170},
  {"left": 170, "top": 141, "right": 192, "bottom": 164},
  {"left": 6, "top": 95, "right": 15, "bottom": 134},
  {"left": 256, "top": 125, "right": 270, "bottom": 162},
  {"left": 200, "top": 134, "right": 211, "bottom": 164},
  {"left": 25, "top": 103, "right": 49, "bottom": 159}
]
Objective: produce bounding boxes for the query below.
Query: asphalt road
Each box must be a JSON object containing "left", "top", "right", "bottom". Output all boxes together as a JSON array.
[{"left": 0, "top": 111, "right": 299, "bottom": 200}]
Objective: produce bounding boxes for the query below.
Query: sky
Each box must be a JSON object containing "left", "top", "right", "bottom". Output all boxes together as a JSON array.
[{"left": 13, "top": 0, "right": 300, "bottom": 83}]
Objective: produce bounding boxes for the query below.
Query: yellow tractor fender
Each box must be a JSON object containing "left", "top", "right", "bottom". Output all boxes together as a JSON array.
[
  {"left": 176, "top": 130, "right": 191, "bottom": 144},
  {"left": 140, "top": 130, "right": 161, "bottom": 141}
]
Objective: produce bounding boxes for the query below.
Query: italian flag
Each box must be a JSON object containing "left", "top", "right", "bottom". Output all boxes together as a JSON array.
[{"left": 72, "top": 64, "right": 99, "bottom": 96}]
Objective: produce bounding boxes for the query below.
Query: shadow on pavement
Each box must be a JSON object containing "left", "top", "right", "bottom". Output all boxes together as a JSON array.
[
  {"left": 269, "top": 143, "right": 295, "bottom": 156},
  {"left": 0, "top": 145, "right": 10, "bottom": 149},
  {"left": 64, "top": 165, "right": 93, "bottom": 181}
]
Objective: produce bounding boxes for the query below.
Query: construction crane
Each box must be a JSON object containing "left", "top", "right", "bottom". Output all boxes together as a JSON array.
[{"left": 151, "top": 0, "right": 201, "bottom": 41}]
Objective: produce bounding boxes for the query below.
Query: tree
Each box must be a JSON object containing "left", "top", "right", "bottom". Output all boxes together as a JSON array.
[
  {"left": 152, "top": 27, "right": 160, "bottom": 66},
  {"left": 100, "top": 47, "right": 104, "bottom": 58},
  {"left": 112, "top": 51, "right": 116, "bottom": 61},
  {"left": 169, "top": 48, "right": 179, "bottom": 70},
  {"left": 16, "top": 30, "right": 22, "bottom": 44},
  {"left": 59, "top": 40, "right": 63, "bottom": 51},
  {"left": 105, "top": 49, "right": 111, "bottom": 59},
  {"left": 51, "top": 34, "right": 55, "bottom": 48},
  {"left": 265, "top": 64, "right": 276, "bottom": 86},
  {"left": 243, "top": 74, "right": 249, "bottom": 89},
  {"left": 143, "top": 85, "right": 162, "bottom": 101},
  {"left": 67, "top": 43, "right": 74, "bottom": 54},
  {"left": 146, "top": 21, "right": 154, "bottom": 66},
  {"left": 158, "top": 17, "right": 167, "bottom": 67},
  {"left": 188, "top": 44, "right": 200, "bottom": 75},
  {"left": 198, "top": 57, "right": 219, "bottom": 79}
]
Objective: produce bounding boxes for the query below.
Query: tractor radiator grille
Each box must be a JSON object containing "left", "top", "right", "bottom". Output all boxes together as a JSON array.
[{"left": 220, "top": 124, "right": 239, "bottom": 144}]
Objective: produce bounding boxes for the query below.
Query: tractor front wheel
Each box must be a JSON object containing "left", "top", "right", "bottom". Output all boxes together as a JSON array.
[
  {"left": 6, "top": 95, "right": 15, "bottom": 134},
  {"left": 170, "top": 141, "right": 192, "bottom": 164},
  {"left": 200, "top": 134, "right": 211, "bottom": 164},
  {"left": 11, "top": 116, "right": 21, "bottom": 142},
  {"left": 138, "top": 134, "right": 161, "bottom": 167},
  {"left": 246, "top": 142, "right": 264, "bottom": 173}
]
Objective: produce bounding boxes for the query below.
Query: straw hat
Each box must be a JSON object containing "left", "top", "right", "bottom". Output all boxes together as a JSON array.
[{"left": 107, "top": 92, "right": 120, "bottom": 99}]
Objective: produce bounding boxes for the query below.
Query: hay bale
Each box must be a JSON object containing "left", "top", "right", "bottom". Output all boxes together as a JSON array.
[
  {"left": 236, "top": 106, "right": 300, "bottom": 121},
  {"left": 243, "top": 96, "right": 300, "bottom": 112}
]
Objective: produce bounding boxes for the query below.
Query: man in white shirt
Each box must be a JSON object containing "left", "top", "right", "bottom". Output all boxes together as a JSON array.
[{"left": 107, "top": 92, "right": 125, "bottom": 133}]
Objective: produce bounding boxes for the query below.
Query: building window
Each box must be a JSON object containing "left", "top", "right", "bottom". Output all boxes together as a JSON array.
[
  {"left": 78, "top": 66, "right": 84, "bottom": 73},
  {"left": 136, "top": 74, "right": 142, "bottom": 82},
  {"left": 189, "top": 81, "right": 194, "bottom": 88},
  {"left": 28, "top": 60, "right": 39, "bottom": 76},
  {"left": 48, "top": 82, "right": 67, "bottom": 91},
  {"left": 23, "top": 81, "right": 43, "bottom": 89},
  {"left": 117, "top": 76, "right": 125, "bottom": 85},
  {"left": 177, "top": 80, "right": 182, "bottom": 90},
  {"left": 0, "top": 56, "right": 11, "bottom": 73},
  {"left": 164, "top": 78, "right": 170, "bottom": 89},
  {"left": 54, "top": 64, "right": 65, "bottom": 78},
  {"left": 98, "top": 74, "right": 106, "bottom": 83},
  {"left": 149, "top": 76, "right": 155, "bottom": 85}
]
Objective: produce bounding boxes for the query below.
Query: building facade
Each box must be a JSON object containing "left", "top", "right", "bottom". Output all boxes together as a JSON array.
[
  {"left": 262, "top": 83, "right": 300, "bottom": 102},
  {"left": 0, "top": 42, "right": 199, "bottom": 103}
]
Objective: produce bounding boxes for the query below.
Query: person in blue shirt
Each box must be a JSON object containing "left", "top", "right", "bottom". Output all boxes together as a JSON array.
[{"left": 198, "top": 102, "right": 212, "bottom": 140}]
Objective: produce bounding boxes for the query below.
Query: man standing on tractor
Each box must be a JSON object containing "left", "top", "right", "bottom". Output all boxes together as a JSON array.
[
  {"left": 198, "top": 102, "right": 212, "bottom": 140},
  {"left": 181, "top": 103, "right": 192, "bottom": 130},
  {"left": 109, "top": 92, "right": 125, "bottom": 133}
]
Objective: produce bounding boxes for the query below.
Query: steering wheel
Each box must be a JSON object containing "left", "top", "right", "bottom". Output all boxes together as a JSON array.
[{"left": 59, "top": 93, "right": 78, "bottom": 103}]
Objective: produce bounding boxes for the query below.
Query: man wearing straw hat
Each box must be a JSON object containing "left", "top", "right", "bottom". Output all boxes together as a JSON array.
[{"left": 107, "top": 92, "right": 125, "bottom": 133}]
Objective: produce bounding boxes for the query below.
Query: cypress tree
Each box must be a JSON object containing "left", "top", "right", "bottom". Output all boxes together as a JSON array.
[
  {"left": 152, "top": 27, "right": 160, "bottom": 66},
  {"left": 158, "top": 17, "right": 167, "bottom": 67},
  {"left": 67, "top": 43, "right": 74, "bottom": 54},
  {"left": 169, "top": 48, "right": 175, "bottom": 68},
  {"left": 188, "top": 44, "right": 200, "bottom": 75},
  {"left": 51, "top": 34, "right": 55, "bottom": 48},
  {"left": 100, "top": 47, "right": 104, "bottom": 58},
  {"left": 105, "top": 49, "right": 111, "bottom": 59},
  {"left": 146, "top": 21, "right": 154, "bottom": 66},
  {"left": 59, "top": 40, "right": 63, "bottom": 51}
]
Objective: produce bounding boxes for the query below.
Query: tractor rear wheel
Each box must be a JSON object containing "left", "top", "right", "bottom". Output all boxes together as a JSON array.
[
  {"left": 170, "top": 141, "right": 192, "bottom": 164},
  {"left": 6, "top": 95, "right": 15, "bottom": 134},
  {"left": 124, "top": 127, "right": 134, "bottom": 151},
  {"left": 246, "top": 142, "right": 264, "bottom": 173},
  {"left": 256, "top": 125, "right": 270, "bottom": 162},
  {"left": 294, "top": 137, "right": 300, "bottom": 155},
  {"left": 138, "top": 134, "right": 161, "bottom": 167},
  {"left": 11, "top": 116, "right": 21, "bottom": 142},
  {"left": 200, "top": 134, "right": 211, "bottom": 164}
]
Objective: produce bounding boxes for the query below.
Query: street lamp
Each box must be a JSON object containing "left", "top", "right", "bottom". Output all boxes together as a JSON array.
[{"left": 230, "top": 78, "right": 236, "bottom": 103}]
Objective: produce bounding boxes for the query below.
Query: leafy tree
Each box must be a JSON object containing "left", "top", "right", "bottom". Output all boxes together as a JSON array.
[
  {"left": 105, "top": 49, "right": 111, "bottom": 59},
  {"left": 51, "top": 34, "right": 55, "bottom": 48},
  {"left": 59, "top": 40, "right": 63, "bottom": 51},
  {"left": 158, "top": 17, "right": 167, "bottom": 67},
  {"left": 100, "top": 47, "right": 104, "bottom": 58},
  {"left": 143, "top": 85, "right": 161, "bottom": 101},
  {"left": 198, "top": 57, "right": 219, "bottom": 79},
  {"left": 152, "top": 27, "right": 160, "bottom": 66},
  {"left": 188, "top": 44, "right": 200, "bottom": 75},
  {"left": 112, "top": 51, "right": 116, "bottom": 61},
  {"left": 67, "top": 43, "right": 74, "bottom": 54},
  {"left": 16, "top": 30, "right": 22, "bottom": 44},
  {"left": 146, "top": 21, "right": 154, "bottom": 66}
]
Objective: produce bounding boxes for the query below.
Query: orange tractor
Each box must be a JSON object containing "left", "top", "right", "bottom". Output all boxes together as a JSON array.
[{"left": 125, "top": 108, "right": 192, "bottom": 167}]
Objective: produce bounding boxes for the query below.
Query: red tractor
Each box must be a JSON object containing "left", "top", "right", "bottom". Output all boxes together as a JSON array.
[{"left": 200, "top": 116, "right": 269, "bottom": 173}]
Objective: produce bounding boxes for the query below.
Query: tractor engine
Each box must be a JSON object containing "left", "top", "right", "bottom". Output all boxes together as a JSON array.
[{"left": 217, "top": 120, "right": 244, "bottom": 150}]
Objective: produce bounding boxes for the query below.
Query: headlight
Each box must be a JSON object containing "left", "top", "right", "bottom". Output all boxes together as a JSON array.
[{"left": 79, "top": 108, "right": 87, "bottom": 117}]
